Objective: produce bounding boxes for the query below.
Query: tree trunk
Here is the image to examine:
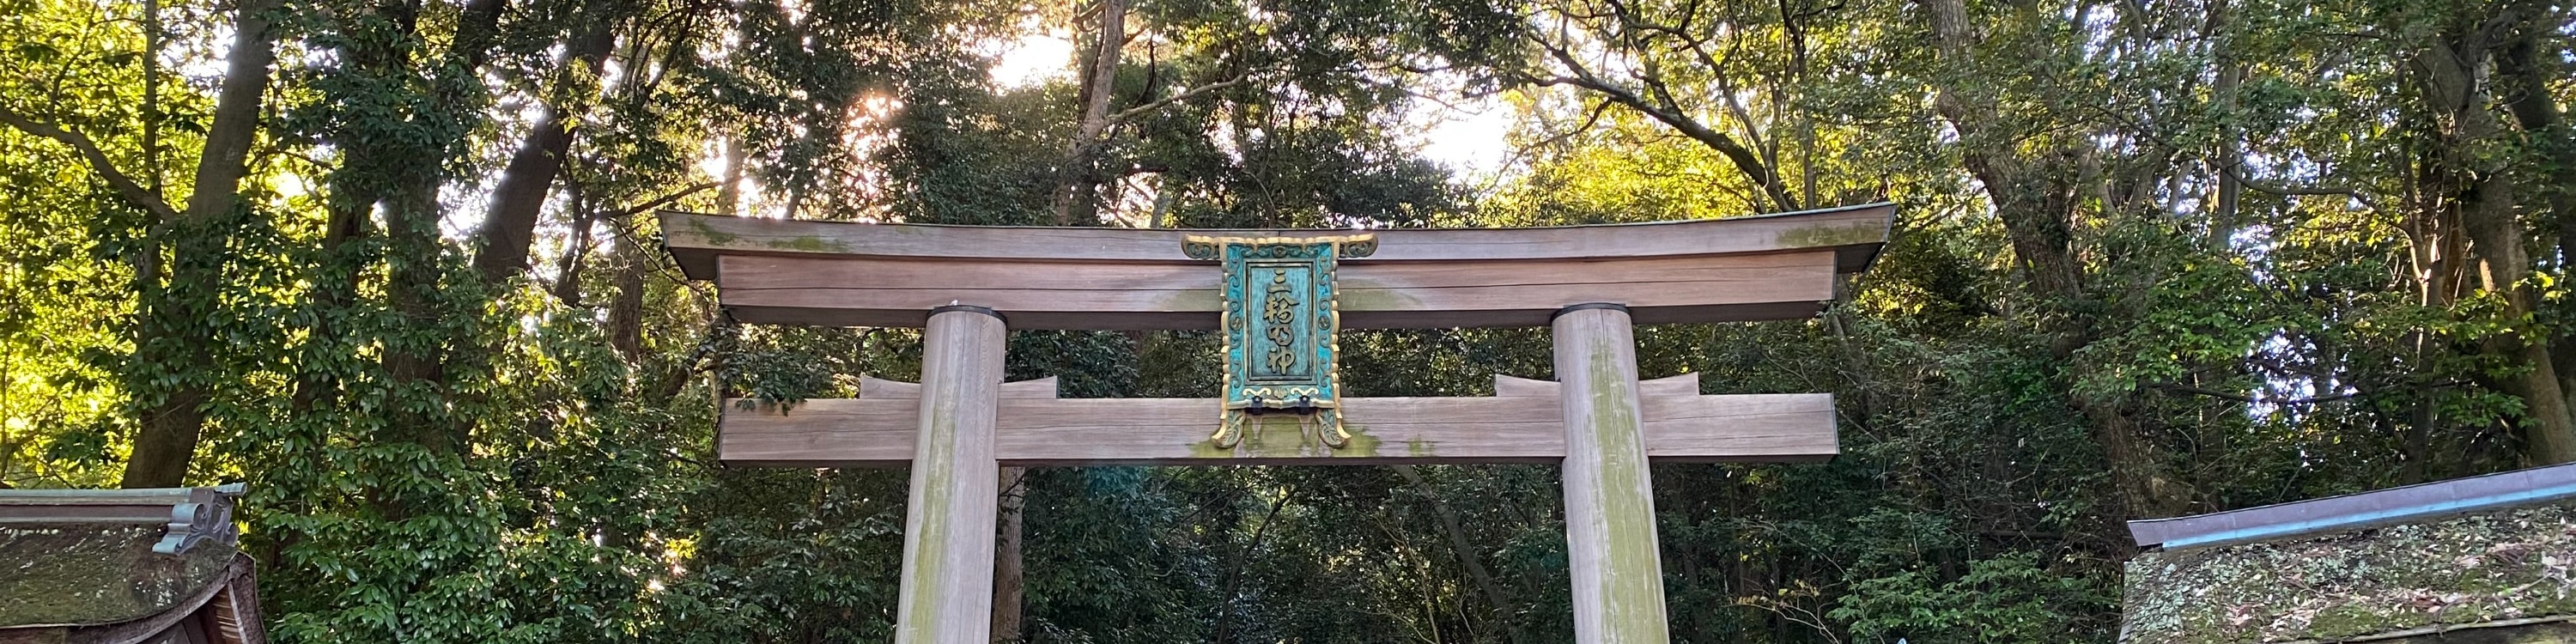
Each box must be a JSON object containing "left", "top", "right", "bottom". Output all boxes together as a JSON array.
[
  {"left": 2209, "top": 32, "right": 2246, "bottom": 251},
  {"left": 608, "top": 236, "right": 647, "bottom": 360},
  {"left": 1213, "top": 488, "right": 1292, "bottom": 644},
  {"left": 2497, "top": 25, "right": 2576, "bottom": 414},
  {"left": 1920, "top": 0, "right": 2185, "bottom": 519},
  {"left": 2456, "top": 167, "right": 2576, "bottom": 464},
  {"left": 2413, "top": 15, "right": 2576, "bottom": 465},
  {"left": 1048, "top": 0, "right": 1125, "bottom": 226},
  {"left": 139, "top": 0, "right": 161, "bottom": 196},
  {"left": 991, "top": 467, "right": 1026, "bottom": 643},
  {"left": 471, "top": 18, "right": 616, "bottom": 285},
  {"left": 2498, "top": 21, "right": 2574, "bottom": 266},
  {"left": 1394, "top": 465, "right": 1522, "bottom": 644},
  {"left": 120, "top": 0, "right": 283, "bottom": 488},
  {"left": 382, "top": 181, "right": 459, "bottom": 454},
  {"left": 550, "top": 199, "right": 595, "bottom": 307},
  {"left": 283, "top": 0, "right": 513, "bottom": 475},
  {"left": 718, "top": 135, "right": 747, "bottom": 216}
]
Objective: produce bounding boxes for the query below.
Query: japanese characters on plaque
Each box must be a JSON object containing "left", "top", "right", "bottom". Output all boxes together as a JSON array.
[{"left": 1182, "top": 234, "right": 1376, "bottom": 449}]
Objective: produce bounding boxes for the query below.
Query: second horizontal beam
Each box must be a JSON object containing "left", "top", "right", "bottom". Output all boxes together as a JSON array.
[{"left": 721, "top": 376, "right": 1835, "bottom": 466}]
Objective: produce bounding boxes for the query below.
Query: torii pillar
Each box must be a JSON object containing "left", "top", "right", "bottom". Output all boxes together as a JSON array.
[
  {"left": 1556, "top": 303, "right": 1670, "bottom": 641},
  {"left": 892, "top": 306, "right": 1005, "bottom": 643}
]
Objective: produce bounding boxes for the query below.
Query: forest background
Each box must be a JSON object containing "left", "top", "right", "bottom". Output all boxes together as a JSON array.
[{"left": 3, "top": 0, "right": 2573, "bottom": 641}]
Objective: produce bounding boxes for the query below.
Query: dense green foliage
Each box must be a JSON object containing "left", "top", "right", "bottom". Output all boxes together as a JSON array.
[{"left": 2, "top": 0, "right": 2572, "bottom": 641}]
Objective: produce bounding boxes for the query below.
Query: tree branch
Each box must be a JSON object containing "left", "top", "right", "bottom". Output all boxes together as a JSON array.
[
  {"left": 1395, "top": 465, "right": 1523, "bottom": 644},
  {"left": 2221, "top": 163, "right": 2386, "bottom": 212},
  {"left": 1517, "top": 19, "right": 1800, "bottom": 211},
  {"left": 0, "top": 105, "right": 180, "bottom": 222},
  {"left": 1108, "top": 76, "right": 1249, "bottom": 124},
  {"left": 617, "top": 181, "right": 718, "bottom": 217},
  {"left": 2083, "top": 102, "right": 2387, "bottom": 212},
  {"left": 2149, "top": 380, "right": 2466, "bottom": 405}
]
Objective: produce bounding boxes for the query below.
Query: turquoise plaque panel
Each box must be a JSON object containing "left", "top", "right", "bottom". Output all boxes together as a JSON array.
[{"left": 1183, "top": 234, "right": 1376, "bottom": 448}]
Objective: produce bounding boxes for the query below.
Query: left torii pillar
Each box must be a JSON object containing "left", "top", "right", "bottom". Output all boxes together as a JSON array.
[{"left": 894, "top": 305, "right": 1005, "bottom": 644}]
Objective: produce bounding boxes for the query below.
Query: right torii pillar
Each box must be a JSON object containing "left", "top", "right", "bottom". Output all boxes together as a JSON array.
[{"left": 1555, "top": 303, "right": 1670, "bottom": 641}]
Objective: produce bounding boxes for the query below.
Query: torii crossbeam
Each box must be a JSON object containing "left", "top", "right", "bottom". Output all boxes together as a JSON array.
[{"left": 664, "top": 203, "right": 1893, "bottom": 644}]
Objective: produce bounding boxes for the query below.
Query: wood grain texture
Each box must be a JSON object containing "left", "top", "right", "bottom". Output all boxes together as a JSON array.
[
  {"left": 1552, "top": 306, "right": 1672, "bottom": 644},
  {"left": 714, "top": 251, "right": 1837, "bottom": 330},
  {"left": 665, "top": 203, "right": 1890, "bottom": 276},
  {"left": 717, "top": 391, "right": 1835, "bottom": 466},
  {"left": 1640, "top": 392, "right": 1840, "bottom": 462},
  {"left": 1496, "top": 373, "right": 1698, "bottom": 398},
  {"left": 892, "top": 310, "right": 1004, "bottom": 644},
  {"left": 726, "top": 301, "right": 1832, "bottom": 331},
  {"left": 859, "top": 375, "right": 1058, "bottom": 399}
]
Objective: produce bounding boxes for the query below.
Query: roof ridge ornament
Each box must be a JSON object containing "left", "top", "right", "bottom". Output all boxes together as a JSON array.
[{"left": 158, "top": 483, "right": 246, "bottom": 555}]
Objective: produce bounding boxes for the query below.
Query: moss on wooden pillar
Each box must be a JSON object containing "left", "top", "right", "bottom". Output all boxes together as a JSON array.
[
  {"left": 894, "top": 307, "right": 1005, "bottom": 644},
  {"left": 1553, "top": 304, "right": 1672, "bottom": 644}
]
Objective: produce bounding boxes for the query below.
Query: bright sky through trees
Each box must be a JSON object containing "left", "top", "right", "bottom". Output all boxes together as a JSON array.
[{"left": 985, "top": 27, "right": 1514, "bottom": 179}]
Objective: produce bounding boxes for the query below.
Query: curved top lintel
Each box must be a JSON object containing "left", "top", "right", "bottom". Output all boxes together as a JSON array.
[{"left": 662, "top": 203, "right": 1893, "bottom": 282}]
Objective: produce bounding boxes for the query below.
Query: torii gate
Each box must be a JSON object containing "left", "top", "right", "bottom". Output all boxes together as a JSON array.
[{"left": 661, "top": 203, "right": 1893, "bottom": 644}]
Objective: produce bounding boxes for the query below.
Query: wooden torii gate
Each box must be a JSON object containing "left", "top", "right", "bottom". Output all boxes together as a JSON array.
[{"left": 662, "top": 203, "right": 1893, "bottom": 644}]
